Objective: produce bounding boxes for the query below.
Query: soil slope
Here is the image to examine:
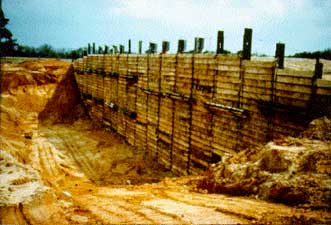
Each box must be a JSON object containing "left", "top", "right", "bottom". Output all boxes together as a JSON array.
[{"left": 199, "top": 117, "right": 331, "bottom": 209}]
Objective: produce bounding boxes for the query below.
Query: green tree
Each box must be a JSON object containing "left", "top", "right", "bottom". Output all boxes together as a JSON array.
[
  {"left": 0, "top": 0, "right": 16, "bottom": 56},
  {"left": 37, "top": 44, "right": 58, "bottom": 58},
  {"left": 290, "top": 49, "right": 331, "bottom": 60}
]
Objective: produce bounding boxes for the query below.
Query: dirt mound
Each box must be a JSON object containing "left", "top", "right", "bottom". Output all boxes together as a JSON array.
[
  {"left": 37, "top": 64, "right": 86, "bottom": 125},
  {"left": 199, "top": 117, "right": 331, "bottom": 208},
  {"left": 1, "top": 60, "right": 68, "bottom": 92},
  {"left": 0, "top": 60, "right": 85, "bottom": 166},
  {"left": 0, "top": 149, "right": 48, "bottom": 206},
  {"left": 1, "top": 60, "right": 84, "bottom": 125},
  {"left": 301, "top": 116, "right": 331, "bottom": 141}
]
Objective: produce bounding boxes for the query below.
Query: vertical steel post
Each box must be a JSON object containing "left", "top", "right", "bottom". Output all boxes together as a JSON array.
[
  {"left": 242, "top": 28, "right": 252, "bottom": 60},
  {"left": 216, "top": 30, "right": 224, "bottom": 54},
  {"left": 177, "top": 39, "right": 186, "bottom": 53},
  {"left": 275, "top": 43, "right": 285, "bottom": 68},
  {"left": 138, "top": 41, "right": 142, "bottom": 54},
  {"left": 162, "top": 41, "right": 169, "bottom": 54},
  {"left": 92, "top": 42, "right": 96, "bottom": 54},
  {"left": 128, "top": 39, "right": 131, "bottom": 54}
]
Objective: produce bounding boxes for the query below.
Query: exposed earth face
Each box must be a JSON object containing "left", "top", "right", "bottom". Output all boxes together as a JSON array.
[{"left": 0, "top": 59, "right": 330, "bottom": 224}]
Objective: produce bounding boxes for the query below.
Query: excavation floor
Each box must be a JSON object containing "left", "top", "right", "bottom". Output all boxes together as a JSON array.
[{"left": 2, "top": 121, "right": 330, "bottom": 224}]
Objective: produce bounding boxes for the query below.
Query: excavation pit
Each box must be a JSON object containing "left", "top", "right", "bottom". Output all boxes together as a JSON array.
[{"left": 0, "top": 58, "right": 330, "bottom": 224}]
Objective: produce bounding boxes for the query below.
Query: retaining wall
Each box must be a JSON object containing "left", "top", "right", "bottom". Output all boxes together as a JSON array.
[{"left": 73, "top": 54, "right": 331, "bottom": 175}]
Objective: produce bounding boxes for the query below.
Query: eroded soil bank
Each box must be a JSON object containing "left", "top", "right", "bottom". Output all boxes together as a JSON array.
[
  {"left": 199, "top": 117, "right": 331, "bottom": 207},
  {"left": 0, "top": 60, "right": 330, "bottom": 224}
]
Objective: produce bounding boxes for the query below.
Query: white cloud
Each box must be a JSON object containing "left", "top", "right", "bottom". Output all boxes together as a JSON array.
[
  {"left": 105, "top": 0, "right": 330, "bottom": 53},
  {"left": 111, "top": 0, "right": 295, "bottom": 30},
  {"left": 109, "top": 0, "right": 313, "bottom": 53}
]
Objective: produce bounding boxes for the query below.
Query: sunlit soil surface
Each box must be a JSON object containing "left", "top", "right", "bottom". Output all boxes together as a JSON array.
[{"left": 1, "top": 60, "right": 330, "bottom": 224}]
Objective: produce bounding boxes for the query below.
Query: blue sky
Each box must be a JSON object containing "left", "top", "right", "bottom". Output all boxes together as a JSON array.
[{"left": 3, "top": 0, "right": 331, "bottom": 55}]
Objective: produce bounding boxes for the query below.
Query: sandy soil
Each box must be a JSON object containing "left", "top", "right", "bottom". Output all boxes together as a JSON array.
[
  {"left": 252, "top": 57, "right": 331, "bottom": 79},
  {"left": 200, "top": 121, "right": 331, "bottom": 206},
  {"left": 1, "top": 59, "right": 330, "bottom": 224}
]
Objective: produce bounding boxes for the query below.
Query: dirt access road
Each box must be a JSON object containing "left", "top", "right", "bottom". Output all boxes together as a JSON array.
[{"left": 0, "top": 60, "right": 329, "bottom": 224}]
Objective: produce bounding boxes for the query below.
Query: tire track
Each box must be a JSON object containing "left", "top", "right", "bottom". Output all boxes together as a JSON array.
[
  {"left": 23, "top": 123, "right": 328, "bottom": 224},
  {"left": 56, "top": 132, "right": 97, "bottom": 181},
  {"left": 0, "top": 206, "right": 28, "bottom": 225},
  {"left": 74, "top": 194, "right": 173, "bottom": 224},
  {"left": 50, "top": 127, "right": 248, "bottom": 224},
  {"left": 92, "top": 193, "right": 185, "bottom": 223},
  {"left": 74, "top": 195, "right": 142, "bottom": 224},
  {"left": 19, "top": 203, "right": 32, "bottom": 225},
  {"left": 161, "top": 189, "right": 330, "bottom": 223},
  {"left": 37, "top": 142, "right": 56, "bottom": 185},
  {"left": 36, "top": 139, "right": 63, "bottom": 186}
]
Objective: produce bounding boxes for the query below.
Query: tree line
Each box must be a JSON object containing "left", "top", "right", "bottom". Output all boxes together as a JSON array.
[
  {"left": 289, "top": 49, "right": 331, "bottom": 60},
  {"left": 13, "top": 44, "right": 84, "bottom": 59},
  {"left": 8, "top": 44, "right": 331, "bottom": 61},
  {"left": 1, "top": 3, "right": 83, "bottom": 59}
]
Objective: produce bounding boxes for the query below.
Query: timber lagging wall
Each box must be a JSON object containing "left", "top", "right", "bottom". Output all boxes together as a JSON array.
[{"left": 73, "top": 54, "right": 331, "bottom": 175}]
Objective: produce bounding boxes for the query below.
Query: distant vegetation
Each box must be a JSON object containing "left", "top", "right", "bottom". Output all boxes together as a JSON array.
[
  {"left": 13, "top": 44, "right": 84, "bottom": 60},
  {"left": 289, "top": 49, "right": 331, "bottom": 60},
  {"left": 1, "top": 4, "right": 83, "bottom": 60},
  {"left": 0, "top": 2, "right": 17, "bottom": 56}
]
